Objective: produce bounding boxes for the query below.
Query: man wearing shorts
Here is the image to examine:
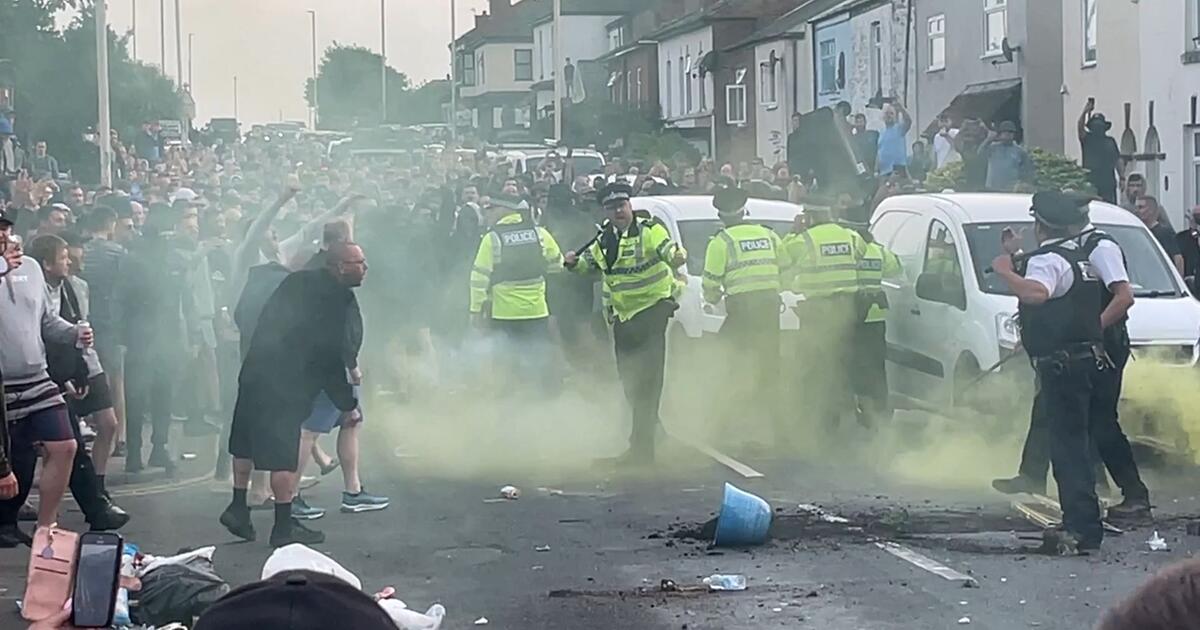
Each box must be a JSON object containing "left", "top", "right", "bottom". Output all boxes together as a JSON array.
[
  {"left": 0, "top": 214, "right": 91, "bottom": 535},
  {"left": 221, "top": 242, "right": 366, "bottom": 548}
]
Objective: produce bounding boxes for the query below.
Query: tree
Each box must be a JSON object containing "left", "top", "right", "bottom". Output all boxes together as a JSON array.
[
  {"left": 395, "top": 79, "right": 450, "bottom": 126},
  {"left": 0, "top": 0, "right": 182, "bottom": 175},
  {"left": 305, "top": 44, "right": 414, "bottom": 130},
  {"left": 925, "top": 149, "right": 1096, "bottom": 195}
]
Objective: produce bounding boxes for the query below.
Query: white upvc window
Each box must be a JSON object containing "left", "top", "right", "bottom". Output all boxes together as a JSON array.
[
  {"left": 698, "top": 67, "right": 707, "bottom": 112},
  {"left": 635, "top": 68, "right": 643, "bottom": 104},
  {"left": 492, "top": 107, "right": 503, "bottom": 129},
  {"left": 665, "top": 59, "right": 673, "bottom": 116},
  {"left": 759, "top": 59, "right": 777, "bottom": 107},
  {"left": 819, "top": 39, "right": 837, "bottom": 93},
  {"left": 869, "top": 21, "right": 883, "bottom": 97},
  {"left": 1189, "top": 0, "right": 1200, "bottom": 52},
  {"left": 1082, "top": 0, "right": 1097, "bottom": 66},
  {"left": 1190, "top": 129, "right": 1200, "bottom": 210},
  {"left": 685, "top": 54, "right": 694, "bottom": 113},
  {"left": 928, "top": 15, "right": 946, "bottom": 71},
  {"left": 726, "top": 83, "right": 747, "bottom": 125},
  {"left": 984, "top": 0, "right": 1007, "bottom": 56}
]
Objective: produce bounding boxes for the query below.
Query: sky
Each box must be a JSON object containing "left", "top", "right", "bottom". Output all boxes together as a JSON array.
[{"left": 100, "top": 0, "right": 488, "bottom": 125}]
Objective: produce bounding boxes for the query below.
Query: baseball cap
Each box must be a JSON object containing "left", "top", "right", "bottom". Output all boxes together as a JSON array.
[{"left": 194, "top": 570, "right": 398, "bottom": 630}]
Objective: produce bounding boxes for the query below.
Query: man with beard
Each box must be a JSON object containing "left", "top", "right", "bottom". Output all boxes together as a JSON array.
[{"left": 220, "top": 242, "right": 366, "bottom": 547}]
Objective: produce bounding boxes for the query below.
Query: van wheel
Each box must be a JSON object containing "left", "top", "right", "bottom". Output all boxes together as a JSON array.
[{"left": 952, "top": 356, "right": 982, "bottom": 409}]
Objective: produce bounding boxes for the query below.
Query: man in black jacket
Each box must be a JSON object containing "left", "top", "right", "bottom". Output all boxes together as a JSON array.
[{"left": 220, "top": 242, "right": 366, "bottom": 548}]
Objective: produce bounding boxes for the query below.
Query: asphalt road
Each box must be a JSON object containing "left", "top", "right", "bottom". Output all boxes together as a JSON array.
[{"left": 2, "top": 405, "right": 1199, "bottom": 630}]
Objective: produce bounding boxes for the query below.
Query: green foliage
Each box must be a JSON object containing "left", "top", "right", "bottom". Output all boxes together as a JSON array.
[
  {"left": 533, "top": 99, "right": 660, "bottom": 150},
  {"left": 0, "top": 1, "right": 182, "bottom": 174},
  {"left": 626, "top": 130, "right": 702, "bottom": 166},
  {"left": 923, "top": 149, "right": 1097, "bottom": 195},
  {"left": 306, "top": 44, "right": 448, "bottom": 129}
]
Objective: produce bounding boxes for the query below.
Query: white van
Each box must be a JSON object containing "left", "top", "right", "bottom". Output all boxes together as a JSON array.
[
  {"left": 870, "top": 193, "right": 1200, "bottom": 411},
  {"left": 503, "top": 148, "right": 606, "bottom": 178},
  {"left": 631, "top": 195, "right": 804, "bottom": 338}
]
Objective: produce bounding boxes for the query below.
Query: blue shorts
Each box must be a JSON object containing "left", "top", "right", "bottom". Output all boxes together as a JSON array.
[{"left": 302, "top": 386, "right": 361, "bottom": 434}]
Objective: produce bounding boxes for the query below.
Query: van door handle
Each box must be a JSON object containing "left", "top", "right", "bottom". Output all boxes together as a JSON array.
[{"left": 909, "top": 308, "right": 921, "bottom": 316}]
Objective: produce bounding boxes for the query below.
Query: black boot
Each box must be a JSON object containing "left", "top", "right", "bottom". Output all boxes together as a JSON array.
[
  {"left": 1107, "top": 497, "right": 1153, "bottom": 522},
  {"left": 0, "top": 524, "right": 32, "bottom": 548},
  {"left": 270, "top": 518, "right": 325, "bottom": 547},
  {"left": 991, "top": 475, "right": 1044, "bottom": 495},
  {"left": 148, "top": 447, "right": 176, "bottom": 473},
  {"left": 219, "top": 506, "right": 256, "bottom": 541},
  {"left": 87, "top": 501, "right": 131, "bottom": 531}
]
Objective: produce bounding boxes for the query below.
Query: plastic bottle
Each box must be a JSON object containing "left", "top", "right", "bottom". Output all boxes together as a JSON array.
[
  {"left": 703, "top": 574, "right": 747, "bottom": 591},
  {"left": 76, "top": 320, "right": 91, "bottom": 349}
]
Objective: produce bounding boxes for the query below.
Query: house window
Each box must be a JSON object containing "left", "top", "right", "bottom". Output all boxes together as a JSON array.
[
  {"left": 515, "top": 49, "right": 533, "bottom": 81},
  {"left": 1082, "top": 0, "right": 1097, "bottom": 65},
  {"left": 1191, "top": 129, "right": 1200, "bottom": 210},
  {"left": 514, "top": 105, "right": 531, "bottom": 128},
  {"left": 460, "top": 52, "right": 476, "bottom": 86},
  {"left": 665, "top": 59, "right": 673, "bottom": 117},
  {"left": 536, "top": 30, "right": 544, "bottom": 80},
  {"left": 679, "top": 54, "right": 686, "bottom": 116},
  {"left": 477, "top": 51, "right": 486, "bottom": 85},
  {"left": 760, "top": 60, "right": 777, "bottom": 107},
  {"left": 984, "top": 0, "right": 1007, "bottom": 56},
  {"left": 625, "top": 70, "right": 632, "bottom": 105},
  {"left": 608, "top": 25, "right": 626, "bottom": 51},
  {"left": 869, "top": 21, "right": 883, "bottom": 97},
  {"left": 819, "top": 39, "right": 837, "bottom": 94},
  {"left": 928, "top": 15, "right": 946, "bottom": 71},
  {"left": 492, "top": 107, "right": 504, "bottom": 129},
  {"left": 726, "top": 84, "right": 747, "bottom": 125},
  {"left": 1188, "top": 0, "right": 1200, "bottom": 52}
]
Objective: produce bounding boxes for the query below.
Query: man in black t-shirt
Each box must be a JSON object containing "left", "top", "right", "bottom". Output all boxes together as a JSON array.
[
  {"left": 1176, "top": 206, "right": 1200, "bottom": 282},
  {"left": 1078, "top": 104, "right": 1124, "bottom": 205},
  {"left": 1135, "top": 195, "right": 1184, "bottom": 275}
]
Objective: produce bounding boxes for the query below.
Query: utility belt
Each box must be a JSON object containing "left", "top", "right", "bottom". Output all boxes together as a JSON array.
[{"left": 1030, "top": 342, "right": 1112, "bottom": 372}]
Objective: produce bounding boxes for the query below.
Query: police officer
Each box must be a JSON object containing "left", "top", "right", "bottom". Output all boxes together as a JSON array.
[
  {"left": 563, "top": 183, "right": 686, "bottom": 464},
  {"left": 784, "top": 206, "right": 866, "bottom": 428},
  {"left": 990, "top": 191, "right": 1106, "bottom": 552},
  {"left": 702, "top": 186, "right": 791, "bottom": 436},
  {"left": 469, "top": 192, "right": 563, "bottom": 391},
  {"left": 993, "top": 195, "right": 1152, "bottom": 522},
  {"left": 848, "top": 221, "right": 901, "bottom": 427}
]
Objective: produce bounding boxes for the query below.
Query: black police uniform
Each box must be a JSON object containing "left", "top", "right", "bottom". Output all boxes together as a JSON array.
[{"left": 1014, "top": 216, "right": 1106, "bottom": 547}]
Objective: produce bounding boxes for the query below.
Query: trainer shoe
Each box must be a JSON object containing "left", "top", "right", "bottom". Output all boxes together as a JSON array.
[
  {"left": 270, "top": 519, "right": 325, "bottom": 548},
  {"left": 18, "top": 502, "right": 37, "bottom": 522},
  {"left": 340, "top": 488, "right": 390, "bottom": 513},
  {"left": 219, "top": 506, "right": 256, "bottom": 542},
  {"left": 292, "top": 495, "right": 326, "bottom": 521},
  {"left": 990, "top": 475, "right": 1044, "bottom": 495},
  {"left": 299, "top": 476, "right": 320, "bottom": 491},
  {"left": 1107, "top": 497, "right": 1153, "bottom": 522}
]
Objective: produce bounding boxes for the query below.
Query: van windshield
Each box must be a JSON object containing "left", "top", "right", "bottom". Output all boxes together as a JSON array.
[
  {"left": 677, "top": 219, "right": 794, "bottom": 275},
  {"left": 963, "top": 222, "right": 1182, "bottom": 298},
  {"left": 527, "top": 155, "right": 605, "bottom": 176}
]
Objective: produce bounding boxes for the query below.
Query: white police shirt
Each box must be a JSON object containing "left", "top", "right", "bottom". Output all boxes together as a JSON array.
[{"left": 1083, "top": 227, "right": 1130, "bottom": 288}]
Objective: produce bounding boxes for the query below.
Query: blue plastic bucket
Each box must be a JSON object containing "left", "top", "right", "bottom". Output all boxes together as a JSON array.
[{"left": 713, "top": 483, "right": 772, "bottom": 547}]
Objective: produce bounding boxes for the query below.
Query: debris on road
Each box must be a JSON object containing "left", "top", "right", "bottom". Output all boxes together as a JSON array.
[
  {"left": 378, "top": 600, "right": 446, "bottom": 630},
  {"left": 473, "top": 617, "right": 489, "bottom": 625},
  {"left": 703, "top": 574, "right": 747, "bottom": 591},
  {"left": 535, "top": 545, "right": 551, "bottom": 552},
  {"left": 714, "top": 483, "right": 772, "bottom": 547},
  {"left": 797, "top": 504, "right": 849, "bottom": 524},
  {"left": 958, "top": 616, "right": 971, "bottom": 624},
  {"left": 1147, "top": 531, "right": 1169, "bottom": 551},
  {"left": 500, "top": 485, "right": 521, "bottom": 500}
]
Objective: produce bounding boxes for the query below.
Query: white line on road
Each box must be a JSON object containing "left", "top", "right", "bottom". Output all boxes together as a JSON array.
[
  {"left": 667, "top": 432, "right": 765, "bottom": 479},
  {"left": 876, "top": 542, "right": 979, "bottom": 587}
]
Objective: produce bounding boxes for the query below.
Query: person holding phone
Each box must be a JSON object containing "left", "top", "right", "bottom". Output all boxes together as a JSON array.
[{"left": 1078, "top": 98, "right": 1125, "bottom": 205}]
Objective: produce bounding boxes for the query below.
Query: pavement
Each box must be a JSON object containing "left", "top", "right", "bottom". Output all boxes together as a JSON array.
[{"left": 2, "top": 403, "right": 1199, "bottom": 629}]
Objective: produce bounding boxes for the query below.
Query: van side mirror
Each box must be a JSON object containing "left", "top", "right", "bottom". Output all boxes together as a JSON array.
[{"left": 916, "top": 272, "right": 966, "bottom": 310}]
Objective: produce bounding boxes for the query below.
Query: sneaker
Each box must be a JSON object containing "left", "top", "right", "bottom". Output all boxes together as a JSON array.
[
  {"left": 292, "top": 495, "right": 326, "bottom": 521},
  {"left": 0, "top": 525, "right": 32, "bottom": 548},
  {"left": 80, "top": 421, "right": 97, "bottom": 440},
  {"left": 18, "top": 502, "right": 37, "bottom": 522},
  {"left": 1107, "top": 497, "right": 1153, "bottom": 522},
  {"left": 219, "top": 506, "right": 256, "bottom": 542},
  {"left": 270, "top": 519, "right": 325, "bottom": 547},
  {"left": 340, "top": 488, "right": 390, "bottom": 513},
  {"left": 299, "top": 476, "right": 321, "bottom": 491},
  {"left": 319, "top": 459, "right": 341, "bottom": 476},
  {"left": 148, "top": 447, "right": 176, "bottom": 472},
  {"left": 1040, "top": 528, "right": 1101, "bottom": 556},
  {"left": 88, "top": 501, "right": 131, "bottom": 532},
  {"left": 991, "top": 475, "right": 1044, "bottom": 496}
]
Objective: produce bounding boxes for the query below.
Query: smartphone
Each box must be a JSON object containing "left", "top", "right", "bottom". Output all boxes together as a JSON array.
[
  {"left": 71, "top": 532, "right": 123, "bottom": 628},
  {"left": 1087, "top": 97, "right": 1096, "bottom": 108}
]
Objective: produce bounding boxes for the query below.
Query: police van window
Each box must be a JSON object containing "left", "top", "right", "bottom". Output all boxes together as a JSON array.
[
  {"left": 870, "top": 211, "right": 916, "bottom": 248},
  {"left": 923, "top": 220, "right": 962, "bottom": 274}
]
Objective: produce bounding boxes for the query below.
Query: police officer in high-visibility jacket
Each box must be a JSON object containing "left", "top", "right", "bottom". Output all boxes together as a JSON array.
[
  {"left": 848, "top": 221, "right": 901, "bottom": 427},
  {"left": 470, "top": 192, "right": 563, "bottom": 391},
  {"left": 702, "top": 186, "right": 791, "bottom": 435},
  {"left": 784, "top": 206, "right": 866, "bottom": 428},
  {"left": 563, "top": 183, "right": 686, "bottom": 465}
]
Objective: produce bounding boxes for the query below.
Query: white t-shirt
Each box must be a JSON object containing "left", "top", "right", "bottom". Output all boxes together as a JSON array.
[
  {"left": 1024, "top": 241, "right": 1081, "bottom": 299},
  {"left": 1087, "top": 237, "right": 1129, "bottom": 288},
  {"left": 933, "top": 128, "right": 961, "bottom": 168}
]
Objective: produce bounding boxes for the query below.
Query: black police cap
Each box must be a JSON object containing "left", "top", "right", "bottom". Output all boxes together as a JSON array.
[
  {"left": 713, "top": 186, "right": 749, "bottom": 215},
  {"left": 1030, "top": 191, "right": 1089, "bottom": 229}
]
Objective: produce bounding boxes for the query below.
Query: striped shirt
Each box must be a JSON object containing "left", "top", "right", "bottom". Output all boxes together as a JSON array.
[{"left": 3, "top": 373, "right": 66, "bottom": 422}]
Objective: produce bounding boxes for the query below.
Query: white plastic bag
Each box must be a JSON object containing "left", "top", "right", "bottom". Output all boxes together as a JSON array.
[
  {"left": 378, "top": 599, "right": 446, "bottom": 630},
  {"left": 138, "top": 546, "right": 217, "bottom": 577},
  {"left": 261, "top": 543, "right": 363, "bottom": 590}
]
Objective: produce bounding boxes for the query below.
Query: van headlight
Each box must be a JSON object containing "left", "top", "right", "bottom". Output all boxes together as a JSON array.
[{"left": 996, "top": 313, "right": 1020, "bottom": 349}]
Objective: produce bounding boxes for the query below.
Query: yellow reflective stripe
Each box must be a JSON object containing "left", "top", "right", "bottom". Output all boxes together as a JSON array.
[
  {"left": 727, "top": 259, "right": 779, "bottom": 271},
  {"left": 703, "top": 271, "right": 725, "bottom": 282},
  {"left": 610, "top": 268, "right": 670, "bottom": 292},
  {"left": 725, "top": 275, "right": 780, "bottom": 289},
  {"left": 495, "top": 278, "right": 545, "bottom": 288}
]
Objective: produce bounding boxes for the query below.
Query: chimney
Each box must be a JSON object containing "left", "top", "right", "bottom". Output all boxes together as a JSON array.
[{"left": 489, "top": 0, "right": 512, "bottom": 16}]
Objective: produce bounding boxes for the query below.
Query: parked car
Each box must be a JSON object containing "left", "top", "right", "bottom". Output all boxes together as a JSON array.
[
  {"left": 870, "top": 193, "right": 1200, "bottom": 414},
  {"left": 631, "top": 195, "right": 804, "bottom": 338}
]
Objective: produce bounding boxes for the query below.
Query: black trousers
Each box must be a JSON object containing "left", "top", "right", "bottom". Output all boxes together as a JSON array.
[
  {"left": 794, "top": 296, "right": 856, "bottom": 427},
  {"left": 124, "top": 349, "right": 176, "bottom": 460},
  {"left": 722, "top": 292, "right": 781, "bottom": 431},
  {"left": 852, "top": 321, "right": 891, "bottom": 425},
  {"left": 612, "top": 300, "right": 674, "bottom": 457},
  {"left": 1017, "top": 343, "right": 1148, "bottom": 502},
  {"left": 1031, "top": 356, "right": 1104, "bottom": 545},
  {"left": 0, "top": 405, "right": 106, "bottom": 528}
]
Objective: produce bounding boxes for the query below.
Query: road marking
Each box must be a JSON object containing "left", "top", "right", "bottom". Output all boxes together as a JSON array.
[
  {"left": 667, "top": 432, "right": 764, "bottom": 478},
  {"left": 876, "top": 542, "right": 978, "bottom": 587}
]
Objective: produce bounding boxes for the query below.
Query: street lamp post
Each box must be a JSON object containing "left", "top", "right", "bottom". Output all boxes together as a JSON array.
[
  {"left": 450, "top": 0, "right": 457, "bottom": 144},
  {"left": 158, "top": 0, "right": 165, "bottom": 70},
  {"left": 131, "top": 0, "right": 137, "bottom": 58},
  {"left": 233, "top": 75, "right": 239, "bottom": 120},
  {"left": 380, "top": 0, "right": 387, "bottom": 124},
  {"left": 96, "top": 0, "right": 113, "bottom": 188},
  {"left": 173, "top": 0, "right": 182, "bottom": 84},
  {"left": 552, "top": 0, "right": 562, "bottom": 144},
  {"left": 187, "top": 33, "right": 194, "bottom": 88},
  {"left": 308, "top": 10, "right": 318, "bottom": 130}
]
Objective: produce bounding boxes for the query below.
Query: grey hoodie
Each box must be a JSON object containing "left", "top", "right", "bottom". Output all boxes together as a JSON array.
[{"left": 0, "top": 256, "right": 80, "bottom": 381}]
